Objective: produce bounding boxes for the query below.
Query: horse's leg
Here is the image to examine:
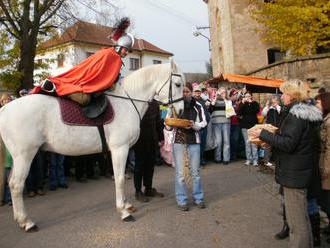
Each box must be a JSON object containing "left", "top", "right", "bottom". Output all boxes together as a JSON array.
[
  {"left": 10, "top": 151, "right": 38, "bottom": 232},
  {"left": 111, "top": 146, "right": 135, "bottom": 222}
]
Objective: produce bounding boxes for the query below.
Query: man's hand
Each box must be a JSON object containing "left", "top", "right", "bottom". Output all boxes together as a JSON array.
[
  {"left": 250, "top": 128, "right": 262, "bottom": 138},
  {"left": 184, "top": 120, "right": 194, "bottom": 129}
]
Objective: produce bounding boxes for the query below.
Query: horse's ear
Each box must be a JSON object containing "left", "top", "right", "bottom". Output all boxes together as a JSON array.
[{"left": 170, "top": 58, "right": 177, "bottom": 72}]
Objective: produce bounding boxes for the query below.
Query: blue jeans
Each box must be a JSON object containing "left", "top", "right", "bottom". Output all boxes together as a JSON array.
[
  {"left": 49, "top": 153, "right": 66, "bottom": 187},
  {"left": 230, "top": 124, "right": 240, "bottom": 160},
  {"left": 3, "top": 168, "right": 11, "bottom": 203},
  {"left": 172, "top": 143, "right": 204, "bottom": 206},
  {"left": 212, "top": 123, "right": 231, "bottom": 162},
  {"left": 241, "top": 129, "right": 258, "bottom": 163},
  {"left": 307, "top": 198, "right": 319, "bottom": 215}
]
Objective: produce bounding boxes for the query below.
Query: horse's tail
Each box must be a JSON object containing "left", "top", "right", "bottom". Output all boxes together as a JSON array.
[{"left": 0, "top": 124, "right": 5, "bottom": 202}]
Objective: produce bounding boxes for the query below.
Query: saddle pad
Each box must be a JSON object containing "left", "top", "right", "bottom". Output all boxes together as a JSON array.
[{"left": 59, "top": 97, "right": 114, "bottom": 126}]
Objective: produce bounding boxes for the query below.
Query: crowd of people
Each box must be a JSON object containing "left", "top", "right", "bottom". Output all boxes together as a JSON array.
[{"left": 1, "top": 79, "right": 329, "bottom": 247}]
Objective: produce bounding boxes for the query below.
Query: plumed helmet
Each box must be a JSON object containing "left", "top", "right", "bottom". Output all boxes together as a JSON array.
[
  {"left": 116, "top": 33, "right": 134, "bottom": 50},
  {"left": 109, "top": 17, "right": 134, "bottom": 51}
]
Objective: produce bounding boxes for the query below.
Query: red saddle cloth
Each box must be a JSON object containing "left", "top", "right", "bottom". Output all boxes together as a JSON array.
[{"left": 59, "top": 97, "right": 114, "bottom": 126}]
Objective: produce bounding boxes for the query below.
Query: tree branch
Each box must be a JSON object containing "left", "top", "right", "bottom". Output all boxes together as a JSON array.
[
  {"left": 40, "top": 0, "right": 66, "bottom": 26},
  {"left": 0, "top": 18, "right": 20, "bottom": 39},
  {"left": 7, "top": 0, "right": 20, "bottom": 23},
  {"left": 0, "top": 0, "right": 20, "bottom": 34}
]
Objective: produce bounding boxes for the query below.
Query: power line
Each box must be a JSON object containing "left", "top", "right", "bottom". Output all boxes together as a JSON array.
[
  {"left": 176, "top": 60, "right": 209, "bottom": 64},
  {"left": 140, "top": 0, "right": 203, "bottom": 27}
]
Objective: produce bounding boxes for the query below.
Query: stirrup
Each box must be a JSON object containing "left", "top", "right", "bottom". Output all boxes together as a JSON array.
[{"left": 40, "top": 80, "right": 56, "bottom": 93}]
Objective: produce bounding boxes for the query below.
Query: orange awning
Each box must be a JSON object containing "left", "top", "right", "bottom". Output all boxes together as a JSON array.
[{"left": 207, "top": 74, "right": 284, "bottom": 88}]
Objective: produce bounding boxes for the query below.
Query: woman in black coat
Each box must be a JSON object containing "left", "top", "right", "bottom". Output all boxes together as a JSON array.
[
  {"left": 238, "top": 92, "right": 260, "bottom": 166},
  {"left": 251, "top": 80, "right": 323, "bottom": 248}
]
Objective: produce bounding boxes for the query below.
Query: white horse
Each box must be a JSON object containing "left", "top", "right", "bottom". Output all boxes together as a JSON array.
[{"left": 0, "top": 60, "right": 184, "bottom": 232}]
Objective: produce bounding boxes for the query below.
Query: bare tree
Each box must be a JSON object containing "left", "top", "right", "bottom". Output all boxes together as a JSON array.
[{"left": 0, "top": 0, "right": 120, "bottom": 90}]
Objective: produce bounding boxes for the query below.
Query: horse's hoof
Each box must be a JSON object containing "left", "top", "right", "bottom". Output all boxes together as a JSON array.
[
  {"left": 127, "top": 206, "right": 137, "bottom": 213},
  {"left": 123, "top": 215, "right": 135, "bottom": 222},
  {"left": 26, "top": 224, "right": 39, "bottom": 233}
]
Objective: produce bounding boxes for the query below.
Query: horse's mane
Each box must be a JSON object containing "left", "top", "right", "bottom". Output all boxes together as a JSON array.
[{"left": 119, "top": 63, "right": 171, "bottom": 94}]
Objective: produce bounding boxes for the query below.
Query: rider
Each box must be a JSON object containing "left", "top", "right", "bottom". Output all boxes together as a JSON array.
[{"left": 32, "top": 18, "right": 134, "bottom": 106}]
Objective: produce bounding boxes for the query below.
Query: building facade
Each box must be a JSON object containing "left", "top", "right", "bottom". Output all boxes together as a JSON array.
[
  {"left": 203, "top": 0, "right": 329, "bottom": 92},
  {"left": 204, "top": 0, "right": 276, "bottom": 76},
  {"left": 35, "top": 21, "right": 173, "bottom": 79}
]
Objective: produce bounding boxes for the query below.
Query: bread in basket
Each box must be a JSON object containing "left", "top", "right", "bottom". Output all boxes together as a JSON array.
[
  {"left": 165, "top": 118, "right": 192, "bottom": 128},
  {"left": 248, "top": 124, "right": 278, "bottom": 147}
]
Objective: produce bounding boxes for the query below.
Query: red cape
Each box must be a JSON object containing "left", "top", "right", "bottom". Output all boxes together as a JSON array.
[{"left": 32, "top": 47, "right": 122, "bottom": 96}]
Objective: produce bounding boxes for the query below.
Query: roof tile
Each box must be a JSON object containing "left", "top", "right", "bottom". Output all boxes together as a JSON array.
[{"left": 39, "top": 21, "right": 173, "bottom": 56}]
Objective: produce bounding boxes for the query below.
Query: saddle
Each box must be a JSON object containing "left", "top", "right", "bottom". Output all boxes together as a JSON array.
[
  {"left": 82, "top": 94, "right": 109, "bottom": 119},
  {"left": 59, "top": 94, "right": 114, "bottom": 126},
  {"left": 37, "top": 80, "right": 113, "bottom": 123}
]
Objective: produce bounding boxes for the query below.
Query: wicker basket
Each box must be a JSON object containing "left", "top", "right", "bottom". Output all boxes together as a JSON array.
[
  {"left": 165, "top": 118, "right": 191, "bottom": 128},
  {"left": 248, "top": 124, "right": 278, "bottom": 147}
]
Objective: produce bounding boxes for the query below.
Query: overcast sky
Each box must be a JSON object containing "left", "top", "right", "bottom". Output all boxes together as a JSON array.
[{"left": 115, "top": 0, "right": 211, "bottom": 73}]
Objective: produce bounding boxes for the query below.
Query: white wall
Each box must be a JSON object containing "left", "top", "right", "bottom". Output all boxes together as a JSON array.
[
  {"left": 34, "top": 45, "right": 77, "bottom": 78},
  {"left": 141, "top": 53, "right": 170, "bottom": 67}
]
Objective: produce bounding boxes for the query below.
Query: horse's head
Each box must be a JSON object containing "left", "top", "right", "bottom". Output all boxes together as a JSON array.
[{"left": 155, "top": 59, "right": 184, "bottom": 116}]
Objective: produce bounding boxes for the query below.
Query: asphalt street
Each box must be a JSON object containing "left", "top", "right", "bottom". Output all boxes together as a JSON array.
[{"left": 0, "top": 161, "right": 328, "bottom": 248}]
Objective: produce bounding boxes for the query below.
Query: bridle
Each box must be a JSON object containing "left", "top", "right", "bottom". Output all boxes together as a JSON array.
[
  {"left": 105, "top": 72, "right": 184, "bottom": 121},
  {"left": 155, "top": 73, "right": 184, "bottom": 106}
]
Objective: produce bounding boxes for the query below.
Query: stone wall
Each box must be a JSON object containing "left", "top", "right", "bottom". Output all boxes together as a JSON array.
[
  {"left": 246, "top": 53, "right": 330, "bottom": 92},
  {"left": 207, "top": 0, "right": 224, "bottom": 77},
  {"left": 230, "top": 1, "right": 272, "bottom": 74},
  {"left": 207, "top": 0, "right": 273, "bottom": 76}
]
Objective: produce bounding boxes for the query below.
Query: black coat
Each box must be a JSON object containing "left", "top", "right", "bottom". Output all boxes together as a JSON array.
[
  {"left": 265, "top": 108, "right": 281, "bottom": 127},
  {"left": 260, "top": 102, "right": 323, "bottom": 189},
  {"left": 134, "top": 100, "right": 161, "bottom": 151},
  {"left": 238, "top": 101, "right": 260, "bottom": 129},
  {"left": 195, "top": 97, "right": 210, "bottom": 123}
]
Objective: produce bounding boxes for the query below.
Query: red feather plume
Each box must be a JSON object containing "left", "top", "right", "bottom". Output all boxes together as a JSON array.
[{"left": 110, "top": 17, "right": 131, "bottom": 42}]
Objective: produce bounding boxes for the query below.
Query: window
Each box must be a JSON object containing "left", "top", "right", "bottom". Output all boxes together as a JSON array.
[
  {"left": 86, "top": 52, "right": 94, "bottom": 58},
  {"left": 316, "top": 46, "right": 330, "bottom": 54},
  {"left": 57, "top": 54, "right": 65, "bottom": 68},
  {"left": 153, "top": 60, "right": 162, "bottom": 64},
  {"left": 130, "top": 58, "right": 140, "bottom": 70},
  {"left": 267, "top": 48, "right": 285, "bottom": 64}
]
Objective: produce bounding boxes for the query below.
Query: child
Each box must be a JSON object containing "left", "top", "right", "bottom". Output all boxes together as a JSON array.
[{"left": 0, "top": 93, "right": 13, "bottom": 206}]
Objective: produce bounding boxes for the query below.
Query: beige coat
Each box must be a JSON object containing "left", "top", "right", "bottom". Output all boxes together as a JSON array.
[{"left": 320, "top": 113, "right": 330, "bottom": 190}]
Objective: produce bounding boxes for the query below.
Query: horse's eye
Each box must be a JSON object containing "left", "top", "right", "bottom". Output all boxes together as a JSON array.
[{"left": 175, "top": 82, "right": 181, "bottom": 88}]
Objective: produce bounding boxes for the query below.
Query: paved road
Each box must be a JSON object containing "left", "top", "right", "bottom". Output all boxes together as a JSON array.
[{"left": 0, "top": 161, "right": 328, "bottom": 248}]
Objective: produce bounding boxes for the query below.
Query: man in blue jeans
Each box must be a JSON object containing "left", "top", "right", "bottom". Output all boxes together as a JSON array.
[
  {"left": 209, "top": 88, "right": 232, "bottom": 164},
  {"left": 170, "top": 83, "right": 207, "bottom": 211}
]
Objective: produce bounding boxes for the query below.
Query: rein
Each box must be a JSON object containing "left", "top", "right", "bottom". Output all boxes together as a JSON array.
[{"left": 105, "top": 72, "right": 183, "bottom": 121}]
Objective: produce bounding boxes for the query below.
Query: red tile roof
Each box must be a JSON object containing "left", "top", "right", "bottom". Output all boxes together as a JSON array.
[
  {"left": 39, "top": 21, "right": 173, "bottom": 56},
  {"left": 207, "top": 74, "right": 284, "bottom": 88}
]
